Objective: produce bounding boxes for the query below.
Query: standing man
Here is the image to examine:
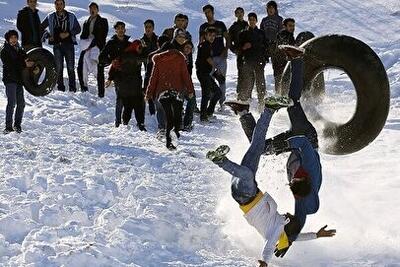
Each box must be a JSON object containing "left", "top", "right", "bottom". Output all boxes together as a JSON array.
[
  {"left": 199, "top": 4, "right": 230, "bottom": 110},
  {"left": 17, "top": 0, "right": 42, "bottom": 50},
  {"left": 99, "top": 21, "right": 131, "bottom": 127},
  {"left": 140, "top": 19, "right": 159, "bottom": 70},
  {"left": 237, "top": 12, "right": 268, "bottom": 111},
  {"left": 162, "top": 14, "right": 190, "bottom": 41},
  {"left": 228, "top": 7, "right": 248, "bottom": 97},
  {"left": 274, "top": 18, "right": 296, "bottom": 92},
  {"left": 41, "top": 0, "right": 81, "bottom": 92},
  {"left": 77, "top": 2, "right": 108, "bottom": 96}
]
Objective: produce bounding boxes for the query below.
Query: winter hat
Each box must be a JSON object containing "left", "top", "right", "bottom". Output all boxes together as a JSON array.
[
  {"left": 4, "top": 30, "right": 18, "bottom": 42},
  {"left": 173, "top": 28, "right": 187, "bottom": 39}
]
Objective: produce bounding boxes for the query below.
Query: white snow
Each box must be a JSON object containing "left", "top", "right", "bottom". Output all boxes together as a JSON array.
[{"left": 0, "top": 0, "right": 399, "bottom": 266}]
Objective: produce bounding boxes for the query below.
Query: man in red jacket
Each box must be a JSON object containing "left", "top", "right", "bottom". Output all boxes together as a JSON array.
[{"left": 145, "top": 49, "right": 194, "bottom": 149}]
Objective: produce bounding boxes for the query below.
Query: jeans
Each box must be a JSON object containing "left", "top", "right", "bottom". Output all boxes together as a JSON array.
[
  {"left": 183, "top": 95, "right": 196, "bottom": 127},
  {"left": 154, "top": 99, "right": 166, "bottom": 130},
  {"left": 5, "top": 83, "right": 25, "bottom": 128},
  {"left": 218, "top": 110, "right": 273, "bottom": 205},
  {"left": 77, "top": 50, "right": 105, "bottom": 97},
  {"left": 197, "top": 72, "right": 222, "bottom": 118},
  {"left": 159, "top": 92, "right": 183, "bottom": 147},
  {"left": 238, "top": 60, "right": 266, "bottom": 103},
  {"left": 212, "top": 55, "right": 227, "bottom": 105},
  {"left": 239, "top": 58, "right": 318, "bottom": 148},
  {"left": 53, "top": 43, "right": 76, "bottom": 92}
]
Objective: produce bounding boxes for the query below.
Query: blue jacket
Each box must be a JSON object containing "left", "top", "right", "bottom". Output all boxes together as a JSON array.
[
  {"left": 286, "top": 136, "right": 322, "bottom": 241},
  {"left": 41, "top": 11, "right": 81, "bottom": 45}
]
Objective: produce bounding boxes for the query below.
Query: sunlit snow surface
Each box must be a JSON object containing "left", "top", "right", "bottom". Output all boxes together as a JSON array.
[{"left": 0, "top": 0, "right": 399, "bottom": 266}]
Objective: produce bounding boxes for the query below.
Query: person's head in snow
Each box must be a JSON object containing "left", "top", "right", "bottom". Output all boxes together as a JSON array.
[
  {"left": 4, "top": 30, "right": 19, "bottom": 47},
  {"left": 113, "top": 21, "right": 126, "bottom": 40},
  {"left": 173, "top": 29, "right": 187, "bottom": 45},
  {"left": 248, "top": 12, "right": 258, "bottom": 28},
  {"left": 283, "top": 18, "right": 295, "bottom": 34},
  {"left": 144, "top": 19, "right": 155, "bottom": 37},
  {"left": 235, "top": 7, "right": 245, "bottom": 22},
  {"left": 174, "top": 13, "right": 186, "bottom": 30},
  {"left": 204, "top": 27, "right": 216, "bottom": 44},
  {"left": 54, "top": 0, "right": 65, "bottom": 14},
  {"left": 27, "top": 0, "right": 37, "bottom": 11},
  {"left": 88, "top": 2, "right": 99, "bottom": 18},
  {"left": 266, "top": 1, "right": 278, "bottom": 16},
  {"left": 202, "top": 4, "right": 215, "bottom": 23}
]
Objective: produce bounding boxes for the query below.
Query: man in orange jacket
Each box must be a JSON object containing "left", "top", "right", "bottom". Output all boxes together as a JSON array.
[{"left": 145, "top": 47, "right": 194, "bottom": 149}]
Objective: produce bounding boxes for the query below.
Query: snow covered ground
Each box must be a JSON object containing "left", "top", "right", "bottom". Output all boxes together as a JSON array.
[{"left": 0, "top": 0, "right": 399, "bottom": 266}]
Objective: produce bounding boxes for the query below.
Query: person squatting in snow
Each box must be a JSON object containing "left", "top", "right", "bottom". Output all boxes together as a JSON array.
[{"left": 209, "top": 46, "right": 336, "bottom": 266}]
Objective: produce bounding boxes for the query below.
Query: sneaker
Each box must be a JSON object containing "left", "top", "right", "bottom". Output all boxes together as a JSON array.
[
  {"left": 167, "top": 143, "right": 177, "bottom": 150},
  {"left": 278, "top": 45, "right": 305, "bottom": 60},
  {"left": 264, "top": 95, "right": 293, "bottom": 111},
  {"left": 13, "top": 125, "right": 22, "bottom": 133},
  {"left": 115, "top": 121, "right": 121, "bottom": 128},
  {"left": 206, "top": 145, "right": 230, "bottom": 163},
  {"left": 225, "top": 100, "right": 250, "bottom": 115},
  {"left": 3, "top": 127, "right": 14, "bottom": 134}
]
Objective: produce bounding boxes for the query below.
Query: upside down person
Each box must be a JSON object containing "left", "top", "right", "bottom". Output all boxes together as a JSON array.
[{"left": 207, "top": 100, "right": 335, "bottom": 266}]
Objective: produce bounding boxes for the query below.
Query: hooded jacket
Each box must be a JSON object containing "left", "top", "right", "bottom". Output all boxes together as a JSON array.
[
  {"left": 286, "top": 136, "right": 322, "bottom": 241},
  {"left": 1, "top": 42, "right": 27, "bottom": 84},
  {"left": 17, "top": 6, "right": 42, "bottom": 47},
  {"left": 145, "top": 49, "right": 194, "bottom": 100}
]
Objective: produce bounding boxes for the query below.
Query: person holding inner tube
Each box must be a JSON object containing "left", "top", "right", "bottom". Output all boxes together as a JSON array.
[
  {"left": 224, "top": 45, "right": 334, "bottom": 259},
  {"left": 206, "top": 96, "right": 335, "bottom": 266},
  {"left": 1, "top": 30, "right": 35, "bottom": 134}
]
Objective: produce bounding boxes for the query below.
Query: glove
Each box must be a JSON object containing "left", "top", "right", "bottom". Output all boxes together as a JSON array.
[
  {"left": 271, "top": 138, "right": 290, "bottom": 155},
  {"left": 274, "top": 246, "right": 290, "bottom": 258},
  {"left": 148, "top": 99, "right": 156, "bottom": 115},
  {"left": 264, "top": 138, "right": 274, "bottom": 155}
]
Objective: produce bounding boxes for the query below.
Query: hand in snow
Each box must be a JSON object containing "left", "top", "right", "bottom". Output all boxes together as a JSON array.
[
  {"left": 242, "top": 42, "right": 252, "bottom": 50},
  {"left": 317, "top": 225, "right": 336, "bottom": 238},
  {"left": 258, "top": 260, "right": 268, "bottom": 267}
]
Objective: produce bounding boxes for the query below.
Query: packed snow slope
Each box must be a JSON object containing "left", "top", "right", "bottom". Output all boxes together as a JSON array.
[{"left": 0, "top": 0, "right": 399, "bottom": 266}]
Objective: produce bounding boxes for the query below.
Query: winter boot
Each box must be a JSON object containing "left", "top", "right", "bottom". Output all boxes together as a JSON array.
[
  {"left": 3, "top": 127, "right": 14, "bottom": 135},
  {"left": 206, "top": 145, "right": 230, "bottom": 163},
  {"left": 225, "top": 100, "right": 250, "bottom": 115}
]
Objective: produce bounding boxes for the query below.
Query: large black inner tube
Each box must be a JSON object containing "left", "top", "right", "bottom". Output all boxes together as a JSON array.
[
  {"left": 22, "top": 47, "right": 57, "bottom": 96},
  {"left": 280, "top": 34, "right": 390, "bottom": 155}
]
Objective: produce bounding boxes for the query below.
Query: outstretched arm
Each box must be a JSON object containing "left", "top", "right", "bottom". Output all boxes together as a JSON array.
[{"left": 296, "top": 225, "right": 336, "bottom": 241}]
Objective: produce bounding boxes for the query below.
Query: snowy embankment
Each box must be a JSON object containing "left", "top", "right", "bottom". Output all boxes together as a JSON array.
[{"left": 0, "top": 0, "right": 400, "bottom": 266}]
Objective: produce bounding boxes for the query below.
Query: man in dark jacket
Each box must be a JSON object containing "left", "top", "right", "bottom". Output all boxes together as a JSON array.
[
  {"left": 107, "top": 40, "right": 146, "bottom": 131},
  {"left": 41, "top": 0, "right": 81, "bottom": 92},
  {"left": 237, "top": 12, "right": 268, "bottom": 111},
  {"left": 77, "top": 2, "right": 108, "bottom": 96},
  {"left": 99, "top": 21, "right": 131, "bottom": 127},
  {"left": 1, "top": 30, "right": 34, "bottom": 134},
  {"left": 228, "top": 7, "right": 248, "bottom": 97},
  {"left": 17, "top": 0, "right": 42, "bottom": 50},
  {"left": 140, "top": 19, "right": 158, "bottom": 70},
  {"left": 273, "top": 18, "right": 296, "bottom": 93}
]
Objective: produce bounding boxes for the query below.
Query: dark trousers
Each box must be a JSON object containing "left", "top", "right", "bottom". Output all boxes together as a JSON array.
[
  {"left": 77, "top": 50, "right": 105, "bottom": 97},
  {"left": 238, "top": 60, "right": 266, "bottom": 102},
  {"left": 53, "top": 43, "right": 76, "bottom": 92},
  {"left": 115, "top": 90, "right": 123, "bottom": 125},
  {"left": 197, "top": 72, "right": 221, "bottom": 118},
  {"left": 183, "top": 95, "right": 196, "bottom": 127},
  {"left": 5, "top": 83, "right": 25, "bottom": 128},
  {"left": 240, "top": 58, "right": 318, "bottom": 147},
  {"left": 121, "top": 96, "right": 145, "bottom": 125},
  {"left": 159, "top": 93, "right": 183, "bottom": 146}
]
